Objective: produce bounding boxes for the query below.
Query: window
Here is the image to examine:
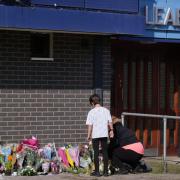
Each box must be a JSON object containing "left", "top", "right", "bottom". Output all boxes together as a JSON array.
[{"left": 30, "top": 33, "right": 53, "bottom": 61}]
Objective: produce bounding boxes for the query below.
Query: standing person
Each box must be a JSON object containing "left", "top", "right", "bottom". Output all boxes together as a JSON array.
[{"left": 86, "top": 94, "right": 114, "bottom": 177}]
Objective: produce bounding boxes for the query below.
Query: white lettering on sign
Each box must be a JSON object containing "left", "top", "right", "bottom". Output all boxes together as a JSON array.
[{"left": 145, "top": 5, "right": 180, "bottom": 26}]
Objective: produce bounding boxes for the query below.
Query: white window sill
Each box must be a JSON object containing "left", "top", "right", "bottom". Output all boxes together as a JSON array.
[{"left": 31, "top": 57, "right": 54, "bottom": 61}]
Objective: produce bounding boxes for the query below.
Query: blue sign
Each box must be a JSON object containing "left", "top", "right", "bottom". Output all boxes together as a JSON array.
[
  {"left": 139, "top": 0, "right": 180, "bottom": 39},
  {"left": 146, "top": 5, "right": 180, "bottom": 26}
]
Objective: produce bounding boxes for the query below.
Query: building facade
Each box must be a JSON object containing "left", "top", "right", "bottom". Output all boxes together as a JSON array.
[{"left": 0, "top": 0, "right": 180, "bottom": 155}]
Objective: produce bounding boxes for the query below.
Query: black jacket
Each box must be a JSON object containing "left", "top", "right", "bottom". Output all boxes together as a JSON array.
[{"left": 109, "top": 122, "right": 138, "bottom": 149}]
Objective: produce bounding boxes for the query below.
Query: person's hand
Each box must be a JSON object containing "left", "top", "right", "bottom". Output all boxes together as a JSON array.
[
  {"left": 109, "top": 130, "right": 114, "bottom": 138},
  {"left": 87, "top": 136, "right": 91, "bottom": 142}
]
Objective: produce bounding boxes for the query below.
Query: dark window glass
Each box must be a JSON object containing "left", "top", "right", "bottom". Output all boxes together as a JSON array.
[{"left": 31, "top": 33, "right": 50, "bottom": 58}]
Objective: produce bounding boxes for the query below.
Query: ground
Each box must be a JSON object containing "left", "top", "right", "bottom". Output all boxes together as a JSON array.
[
  {"left": 1, "top": 173, "right": 180, "bottom": 180},
  {"left": 1, "top": 157, "right": 180, "bottom": 180}
]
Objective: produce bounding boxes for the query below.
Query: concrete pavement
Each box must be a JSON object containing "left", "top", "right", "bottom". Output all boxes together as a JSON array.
[
  {"left": 1, "top": 173, "right": 180, "bottom": 180},
  {"left": 1, "top": 156, "right": 180, "bottom": 180}
]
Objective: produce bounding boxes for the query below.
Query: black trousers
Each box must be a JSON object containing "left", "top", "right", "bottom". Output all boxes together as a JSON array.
[
  {"left": 92, "top": 137, "right": 108, "bottom": 173},
  {"left": 111, "top": 147, "right": 143, "bottom": 169}
]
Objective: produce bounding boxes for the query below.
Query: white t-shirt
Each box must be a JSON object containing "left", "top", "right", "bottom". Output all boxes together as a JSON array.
[{"left": 86, "top": 106, "right": 112, "bottom": 139}]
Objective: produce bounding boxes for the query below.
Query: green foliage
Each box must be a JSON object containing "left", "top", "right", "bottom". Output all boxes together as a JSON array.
[
  {"left": 0, "top": 154, "right": 4, "bottom": 164},
  {"left": 5, "top": 161, "right": 12, "bottom": 171},
  {"left": 20, "top": 166, "right": 37, "bottom": 176},
  {"left": 65, "top": 167, "right": 88, "bottom": 174},
  {"left": 148, "top": 160, "right": 180, "bottom": 174}
]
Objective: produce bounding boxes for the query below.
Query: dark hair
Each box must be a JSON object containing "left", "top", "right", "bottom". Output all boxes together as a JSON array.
[{"left": 89, "top": 94, "right": 100, "bottom": 105}]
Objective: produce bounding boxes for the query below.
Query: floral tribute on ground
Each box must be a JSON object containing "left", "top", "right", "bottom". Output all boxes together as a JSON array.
[{"left": 0, "top": 136, "right": 98, "bottom": 176}]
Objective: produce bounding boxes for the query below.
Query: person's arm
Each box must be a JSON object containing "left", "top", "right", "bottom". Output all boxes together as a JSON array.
[
  {"left": 109, "top": 122, "right": 113, "bottom": 131},
  {"left": 108, "top": 122, "right": 114, "bottom": 138},
  {"left": 87, "top": 125, "right": 93, "bottom": 141},
  {"left": 107, "top": 110, "right": 114, "bottom": 138},
  {"left": 115, "top": 123, "right": 122, "bottom": 140},
  {"left": 86, "top": 111, "right": 93, "bottom": 141}
]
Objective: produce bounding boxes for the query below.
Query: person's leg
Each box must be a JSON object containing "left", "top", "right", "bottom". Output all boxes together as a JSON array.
[
  {"left": 92, "top": 138, "right": 100, "bottom": 174},
  {"left": 100, "top": 137, "right": 108, "bottom": 175},
  {"left": 112, "top": 148, "right": 143, "bottom": 170},
  {"left": 120, "top": 149, "right": 142, "bottom": 169},
  {"left": 111, "top": 148, "right": 137, "bottom": 174},
  {"left": 108, "top": 142, "right": 113, "bottom": 160},
  {"left": 111, "top": 148, "right": 124, "bottom": 169}
]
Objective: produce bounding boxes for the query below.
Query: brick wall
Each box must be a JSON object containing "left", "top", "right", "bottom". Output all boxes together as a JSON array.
[
  {"left": 0, "top": 30, "right": 112, "bottom": 146},
  {"left": 102, "top": 38, "right": 113, "bottom": 109}
]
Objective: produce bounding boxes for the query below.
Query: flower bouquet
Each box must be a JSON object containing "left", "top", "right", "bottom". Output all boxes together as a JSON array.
[
  {"left": 4, "top": 161, "right": 12, "bottom": 176},
  {"left": 79, "top": 144, "right": 94, "bottom": 175},
  {"left": 16, "top": 152, "right": 25, "bottom": 169},
  {"left": 20, "top": 166, "right": 37, "bottom": 176},
  {"left": 50, "top": 161, "right": 60, "bottom": 174},
  {"left": 25, "top": 148, "right": 36, "bottom": 167},
  {"left": 42, "top": 162, "right": 50, "bottom": 174},
  {"left": 0, "top": 154, "right": 4, "bottom": 165}
]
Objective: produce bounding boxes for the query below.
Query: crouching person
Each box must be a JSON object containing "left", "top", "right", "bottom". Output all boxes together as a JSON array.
[{"left": 108, "top": 116, "right": 144, "bottom": 174}]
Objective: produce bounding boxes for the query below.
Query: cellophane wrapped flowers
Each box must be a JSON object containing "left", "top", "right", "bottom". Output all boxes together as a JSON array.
[{"left": 20, "top": 166, "right": 37, "bottom": 176}]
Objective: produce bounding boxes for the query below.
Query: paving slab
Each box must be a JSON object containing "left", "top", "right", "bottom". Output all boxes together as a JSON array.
[
  {"left": 1, "top": 157, "right": 180, "bottom": 180},
  {"left": 1, "top": 173, "right": 180, "bottom": 180}
]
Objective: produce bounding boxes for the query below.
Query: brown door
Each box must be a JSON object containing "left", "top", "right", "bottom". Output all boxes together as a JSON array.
[
  {"left": 173, "top": 64, "right": 180, "bottom": 154},
  {"left": 112, "top": 40, "right": 180, "bottom": 155}
]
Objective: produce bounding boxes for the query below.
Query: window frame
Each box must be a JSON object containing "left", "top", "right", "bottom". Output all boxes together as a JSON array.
[{"left": 30, "top": 33, "right": 54, "bottom": 61}]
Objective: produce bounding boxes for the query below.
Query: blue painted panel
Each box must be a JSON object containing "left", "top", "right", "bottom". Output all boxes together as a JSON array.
[
  {"left": 118, "top": 36, "right": 180, "bottom": 43},
  {"left": 140, "top": 29, "right": 166, "bottom": 39},
  {"left": 85, "top": 0, "right": 139, "bottom": 13},
  {"left": 31, "top": 0, "right": 85, "bottom": 8},
  {"left": 167, "top": 32, "right": 180, "bottom": 39},
  {"left": 0, "top": 6, "right": 144, "bottom": 35}
]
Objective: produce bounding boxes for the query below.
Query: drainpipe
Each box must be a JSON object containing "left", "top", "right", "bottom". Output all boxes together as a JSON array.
[{"left": 93, "top": 37, "right": 103, "bottom": 105}]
